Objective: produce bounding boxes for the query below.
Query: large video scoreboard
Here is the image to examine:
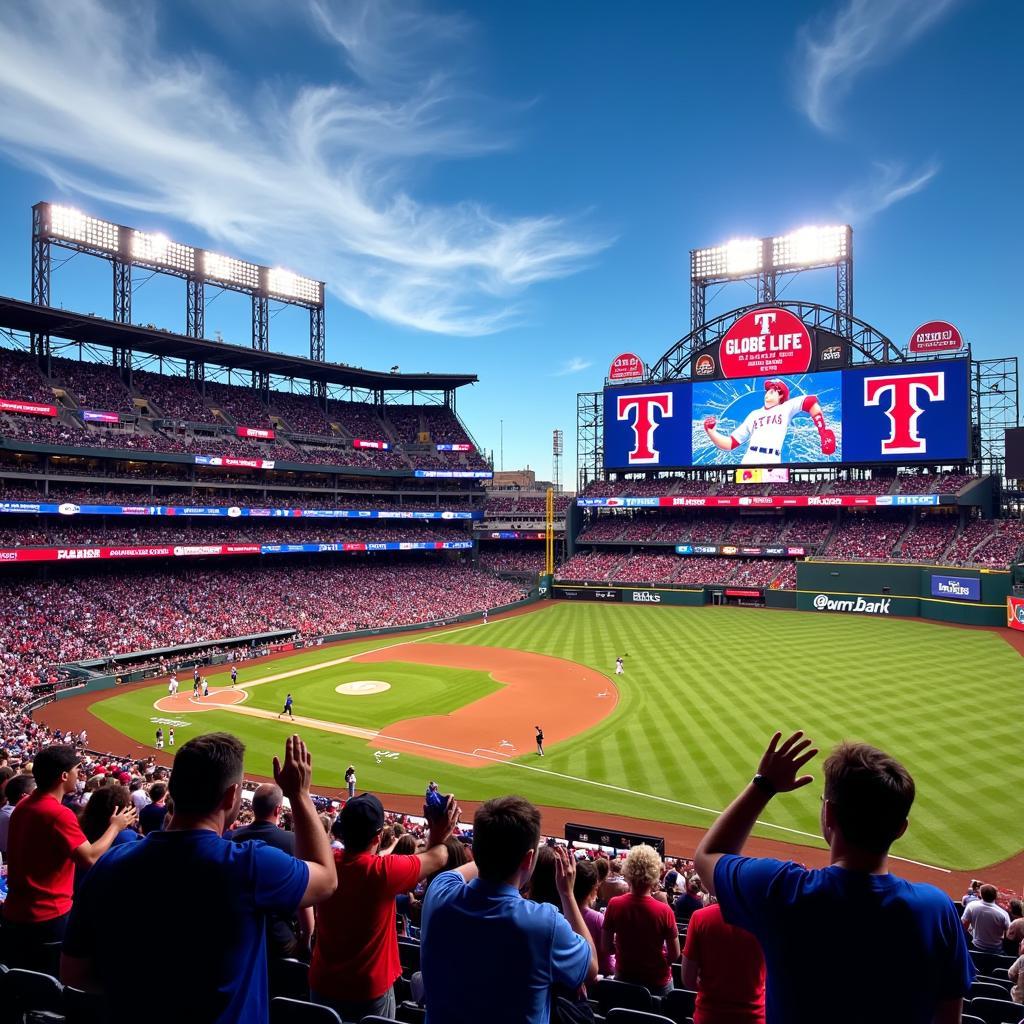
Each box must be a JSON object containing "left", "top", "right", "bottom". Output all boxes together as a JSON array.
[{"left": 603, "top": 309, "right": 970, "bottom": 471}]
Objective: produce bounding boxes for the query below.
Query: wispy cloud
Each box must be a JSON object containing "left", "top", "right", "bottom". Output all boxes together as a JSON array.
[
  {"left": 0, "top": 0, "right": 609, "bottom": 336},
  {"left": 837, "top": 159, "right": 939, "bottom": 222},
  {"left": 552, "top": 357, "right": 592, "bottom": 377},
  {"left": 797, "top": 0, "right": 961, "bottom": 132}
]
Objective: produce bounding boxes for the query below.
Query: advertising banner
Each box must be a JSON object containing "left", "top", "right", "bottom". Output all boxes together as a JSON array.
[
  {"left": 604, "top": 358, "right": 969, "bottom": 469},
  {"left": 675, "top": 544, "right": 804, "bottom": 557},
  {"left": 1008, "top": 595, "right": 1024, "bottom": 631},
  {"left": 195, "top": 455, "right": 276, "bottom": 470},
  {"left": 608, "top": 352, "right": 645, "bottom": 382},
  {"left": 82, "top": 410, "right": 120, "bottom": 424},
  {"left": 483, "top": 530, "right": 546, "bottom": 540},
  {"left": 725, "top": 588, "right": 763, "bottom": 598},
  {"left": 414, "top": 469, "right": 493, "bottom": 478},
  {"left": 554, "top": 587, "right": 621, "bottom": 602},
  {"left": 0, "top": 398, "right": 57, "bottom": 417},
  {"left": 719, "top": 308, "right": 813, "bottom": 378},
  {"left": 353, "top": 439, "right": 391, "bottom": 450},
  {"left": 579, "top": 493, "right": 939, "bottom": 509},
  {"left": 930, "top": 574, "right": 981, "bottom": 602},
  {"left": 0, "top": 500, "right": 481, "bottom": 520},
  {"left": 734, "top": 468, "right": 790, "bottom": 484},
  {"left": 436, "top": 443, "right": 474, "bottom": 451},
  {"left": 809, "top": 592, "right": 893, "bottom": 615},
  {"left": 909, "top": 320, "right": 963, "bottom": 354},
  {"left": 236, "top": 426, "right": 275, "bottom": 439}
]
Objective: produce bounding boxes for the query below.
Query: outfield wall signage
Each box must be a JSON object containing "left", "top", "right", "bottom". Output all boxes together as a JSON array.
[
  {"left": 1008, "top": 595, "right": 1024, "bottom": 630},
  {"left": 565, "top": 822, "right": 664, "bottom": 856},
  {"left": 811, "top": 593, "right": 892, "bottom": 615},
  {"left": 603, "top": 358, "right": 970, "bottom": 470},
  {"left": 930, "top": 574, "right": 981, "bottom": 601},
  {"left": 675, "top": 543, "right": 804, "bottom": 557},
  {"left": 554, "top": 587, "right": 620, "bottom": 602},
  {"left": 0, "top": 501, "right": 481, "bottom": 521},
  {"left": 909, "top": 320, "right": 963, "bottom": 354},
  {"left": 579, "top": 494, "right": 940, "bottom": 509}
]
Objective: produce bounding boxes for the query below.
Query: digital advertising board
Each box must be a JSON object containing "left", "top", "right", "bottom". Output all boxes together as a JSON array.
[{"left": 604, "top": 358, "right": 969, "bottom": 471}]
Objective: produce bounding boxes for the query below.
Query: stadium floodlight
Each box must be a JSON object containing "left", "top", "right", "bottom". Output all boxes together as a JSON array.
[
  {"left": 203, "top": 251, "right": 260, "bottom": 290},
  {"left": 48, "top": 205, "right": 119, "bottom": 252},
  {"left": 772, "top": 225, "right": 849, "bottom": 270},
  {"left": 691, "top": 237, "right": 763, "bottom": 281},
  {"left": 131, "top": 231, "right": 196, "bottom": 274},
  {"left": 268, "top": 267, "right": 321, "bottom": 304}
]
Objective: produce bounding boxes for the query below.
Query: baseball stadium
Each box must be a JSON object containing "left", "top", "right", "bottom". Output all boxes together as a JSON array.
[{"left": 2, "top": 199, "right": 1024, "bottom": 1021}]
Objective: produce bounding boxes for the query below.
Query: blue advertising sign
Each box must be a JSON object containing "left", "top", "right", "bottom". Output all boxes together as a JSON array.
[
  {"left": 0, "top": 501, "right": 481, "bottom": 521},
  {"left": 930, "top": 574, "right": 981, "bottom": 602},
  {"left": 603, "top": 382, "right": 692, "bottom": 471},
  {"left": 841, "top": 359, "right": 970, "bottom": 465}
]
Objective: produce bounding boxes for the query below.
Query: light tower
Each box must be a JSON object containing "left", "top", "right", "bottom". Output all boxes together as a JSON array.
[{"left": 552, "top": 428, "right": 563, "bottom": 493}]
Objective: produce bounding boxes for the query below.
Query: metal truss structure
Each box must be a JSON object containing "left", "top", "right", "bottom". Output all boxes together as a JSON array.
[
  {"left": 972, "top": 357, "right": 1019, "bottom": 477},
  {"left": 649, "top": 300, "right": 902, "bottom": 382},
  {"left": 576, "top": 391, "right": 603, "bottom": 493},
  {"left": 30, "top": 201, "right": 326, "bottom": 360}
]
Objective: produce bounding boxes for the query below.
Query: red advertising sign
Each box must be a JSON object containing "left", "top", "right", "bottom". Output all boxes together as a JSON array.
[
  {"left": 236, "top": 426, "right": 275, "bottom": 439},
  {"left": 909, "top": 320, "right": 963, "bottom": 354},
  {"left": 1008, "top": 595, "right": 1024, "bottom": 631},
  {"left": 353, "top": 438, "right": 391, "bottom": 450},
  {"left": 0, "top": 543, "right": 262, "bottom": 564},
  {"left": 725, "top": 588, "right": 763, "bottom": 598},
  {"left": 609, "top": 352, "right": 645, "bottom": 381},
  {"left": 719, "top": 308, "right": 813, "bottom": 378},
  {"left": 0, "top": 398, "right": 57, "bottom": 417}
]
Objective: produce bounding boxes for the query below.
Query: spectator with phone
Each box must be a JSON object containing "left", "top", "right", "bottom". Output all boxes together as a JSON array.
[{"left": 309, "top": 789, "right": 462, "bottom": 1021}]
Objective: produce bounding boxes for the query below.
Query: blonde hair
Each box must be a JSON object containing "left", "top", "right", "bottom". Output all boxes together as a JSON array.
[{"left": 622, "top": 844, "right": 662, "bottom": 891}]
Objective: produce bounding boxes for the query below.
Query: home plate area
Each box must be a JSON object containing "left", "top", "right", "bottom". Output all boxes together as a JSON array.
[{"left": 335, "top": 680, "right": 392, "bottom": 695}]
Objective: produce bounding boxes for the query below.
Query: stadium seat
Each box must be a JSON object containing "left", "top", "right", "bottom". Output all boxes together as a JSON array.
[
  {"left": 270, "top": 958, "right": 310, "bottom": 1001},
  {"left": 397, "top": 938, "right": 421, "bottom": 976},
  {"left": 606, "top": 1010, "right": 675, "bottom": 1024},
  {"left": 595, "top": 979, "right": 653, "bottom": 1016},
  {"left": 962, "top": 1016, "right": 986, "bottom": 1024},
  {"left": 972, "top": 951, "right": 1018, "bottom": 976},
  {"left": 967, "top": 996, "right": 1024, "bottom": 1024},
  {"left": 396, "top": 1001, "right": 426, "bottom": 1023},
  {"left": 973, "top": 978, "right": 1013, "bottom": 999},
  {"left": 270, "top": 996, "right": 342, "bottom": 1024},
  {"left": 660, "top": 988, "right": 698, "bottom": 1023},
  {"left": 63, "top": 985, "right": 106, "bottom": 1024},
  {"left": 1, "top": 967, "right": 64, "bottom": 1023}
]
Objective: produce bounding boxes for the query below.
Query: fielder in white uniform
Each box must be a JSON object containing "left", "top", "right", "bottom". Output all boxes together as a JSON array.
[
  {"left": 703, "top": 379, "right": 836, "bottom": 465},
  {"left": 615, "top": 657, "right": 624, "bottom": 676},
  {"left": 168, "top": 674, "right": 178, "bottom": 696}
]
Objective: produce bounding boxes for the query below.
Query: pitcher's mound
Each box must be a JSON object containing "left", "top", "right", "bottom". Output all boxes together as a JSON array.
[{"left": 336, "top": 680, "right": 391, "bottom": 696}]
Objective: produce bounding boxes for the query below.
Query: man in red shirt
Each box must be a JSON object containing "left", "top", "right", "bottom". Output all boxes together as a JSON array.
[
  {"left": 310, "top": 791, "right": 461, "bottom": 1021},
  {"left": 0, "top": 745, "right": 136, "bottom": 971},
  {"left": 682, "top": 902, "right": 766, "bottom": 1024}
]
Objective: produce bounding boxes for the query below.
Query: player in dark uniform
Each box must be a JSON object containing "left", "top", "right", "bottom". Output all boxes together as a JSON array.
[
  {"left": 535, "top": 725, "right": 544, "bottom": 757},
  {"left": 278, "top": 693, "right": 294, "bottom": 719}
]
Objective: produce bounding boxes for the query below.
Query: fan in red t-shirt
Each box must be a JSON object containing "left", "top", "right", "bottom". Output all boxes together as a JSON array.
[
  {"left": 0, "top": 744, "right": 136, "bottom": 970},
  {"left": 309, "top": 790, "right": 463, "bottom": 1022},
  {"left": 682, "top": 902, "right": 766, "bottom": 1024},
  {"left": 602, "top": 844, "right": 681, "bottom": 997}
]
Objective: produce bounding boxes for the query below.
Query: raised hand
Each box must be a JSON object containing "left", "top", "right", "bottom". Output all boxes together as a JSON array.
[
  {"left": 757, "top": 731, "right": 819, "bottom": 793},
  {"left": 703, "top": 415, "right": 717, "bottom": 432},
  {"left": 111, "top": 804, "right": 138, "bottom": 832},
  {"left": 553, "top": 844, "right": 577, "bottom": 898},
  {"left": 273, "top": 734, "right": 312, "bottom": 799}
]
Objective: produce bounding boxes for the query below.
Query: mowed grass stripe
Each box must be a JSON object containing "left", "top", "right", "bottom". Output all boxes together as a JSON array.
[{"left": 92, "top": 602, "right": 1022, "bottom": 869}]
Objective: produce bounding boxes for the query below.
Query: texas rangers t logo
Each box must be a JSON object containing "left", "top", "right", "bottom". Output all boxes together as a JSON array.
[
  {"left": 863, "top": 372, "right": 944, "bottom": 455},
  {"left": 616, "top": 392, "right": 673, "bottom": 464}
]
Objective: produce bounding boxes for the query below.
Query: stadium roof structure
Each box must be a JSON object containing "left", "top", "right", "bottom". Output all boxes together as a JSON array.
[{"left": 0, "top": 296, "right": 477, "bottom": 393}]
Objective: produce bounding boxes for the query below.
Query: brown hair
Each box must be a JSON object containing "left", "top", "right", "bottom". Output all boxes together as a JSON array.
[
  {"left": 980, "top": 884, "right": 998, "bottom": 903},
  {"left": 472, "top": 796, "right": 541, "bottom": 882},
  {"left": 823, "top": 741, "right": 915, "bottom": 854},
  {"left": 80, "top": 783, "right": 132, "bottom": 842}
]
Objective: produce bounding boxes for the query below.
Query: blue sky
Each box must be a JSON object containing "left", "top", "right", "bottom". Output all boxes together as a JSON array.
[{"left": 0, "top": 0, "right": 1019, "bottom": 483}]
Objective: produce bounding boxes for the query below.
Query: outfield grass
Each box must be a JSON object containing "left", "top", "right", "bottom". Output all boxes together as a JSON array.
[{"left": 91, "top": 603, "right": 1024, "bottom": 870}]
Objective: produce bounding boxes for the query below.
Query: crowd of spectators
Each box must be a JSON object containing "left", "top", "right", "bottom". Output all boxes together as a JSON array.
[
  {"left": 0, "top": 350, "right": 56, "bottom": 403},
  {"left": 478, "top": 546, "right": 546, "bottom": 574},
  {"left": 555, "top": 551, "right": 624, "bottom": 581},
  {"left": 0, "top": 561, "right": 527, "bottom": 687},
  {"left": 725, "top": 517, "right": 783, "bottom": 544},
  {"left": 821, "top": 512, "right": 910, "bottom": 561},
  {"left": 896, "top": 515, "right": 959, "bottom": 562},
  {"left": 610, "top": 552, "right": 680, "bottom": 583},
  {"left": 268, "top": 392, "right": 336, "bottom": 437},
  {"left": 50, "top": 357, "right": 133, "bottom": 413},
  {"left": 968, "top": 520, "right": 1024, "bottom": 568},
  {"left": 130, "top": 370, "right": 211, "bottom": 422}
]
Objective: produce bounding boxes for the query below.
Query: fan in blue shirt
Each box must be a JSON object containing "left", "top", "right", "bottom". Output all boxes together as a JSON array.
[{"left": 694, "top": 731, "right": 973, "bottom": 1024}]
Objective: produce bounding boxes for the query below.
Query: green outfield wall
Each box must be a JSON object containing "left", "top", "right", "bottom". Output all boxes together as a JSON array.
[{"left": 796, "top": 560, "right": 1010, "bottom": 626}]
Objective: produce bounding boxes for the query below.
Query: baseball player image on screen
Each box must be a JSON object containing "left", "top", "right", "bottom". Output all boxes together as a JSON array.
[{"left": 703, "top": 379, "right": 836, "bottom": 465}]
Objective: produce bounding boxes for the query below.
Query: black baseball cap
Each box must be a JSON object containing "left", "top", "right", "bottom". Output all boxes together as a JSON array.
[{"left": 340, "top": 792, "right": 385, "bottom": 849}]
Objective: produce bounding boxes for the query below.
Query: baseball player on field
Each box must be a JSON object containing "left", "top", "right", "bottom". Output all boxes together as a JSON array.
[
  {"left": 703, "top": 378, "right": 836, "bottom": 465},
  {"left": 615, "top": 657, "right": 625, "bottom": 676}
]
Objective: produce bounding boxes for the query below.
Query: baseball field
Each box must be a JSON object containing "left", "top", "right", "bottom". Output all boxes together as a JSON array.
[{"left": 55, "top": 601, "right": 1024, "bottom": 878}]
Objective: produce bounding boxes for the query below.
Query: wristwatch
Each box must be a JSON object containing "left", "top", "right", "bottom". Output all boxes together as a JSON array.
[{"left": 751, "top": 774, "right": 777, "bottom": 796}]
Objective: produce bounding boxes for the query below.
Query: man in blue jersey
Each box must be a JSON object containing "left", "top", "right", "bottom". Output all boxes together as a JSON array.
[
  {"left": 695, "top": 732, "right": 972, "bottom": 1024},
  {"left": 61, "top": 733, "right": 337, "bottom": 1023}
]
